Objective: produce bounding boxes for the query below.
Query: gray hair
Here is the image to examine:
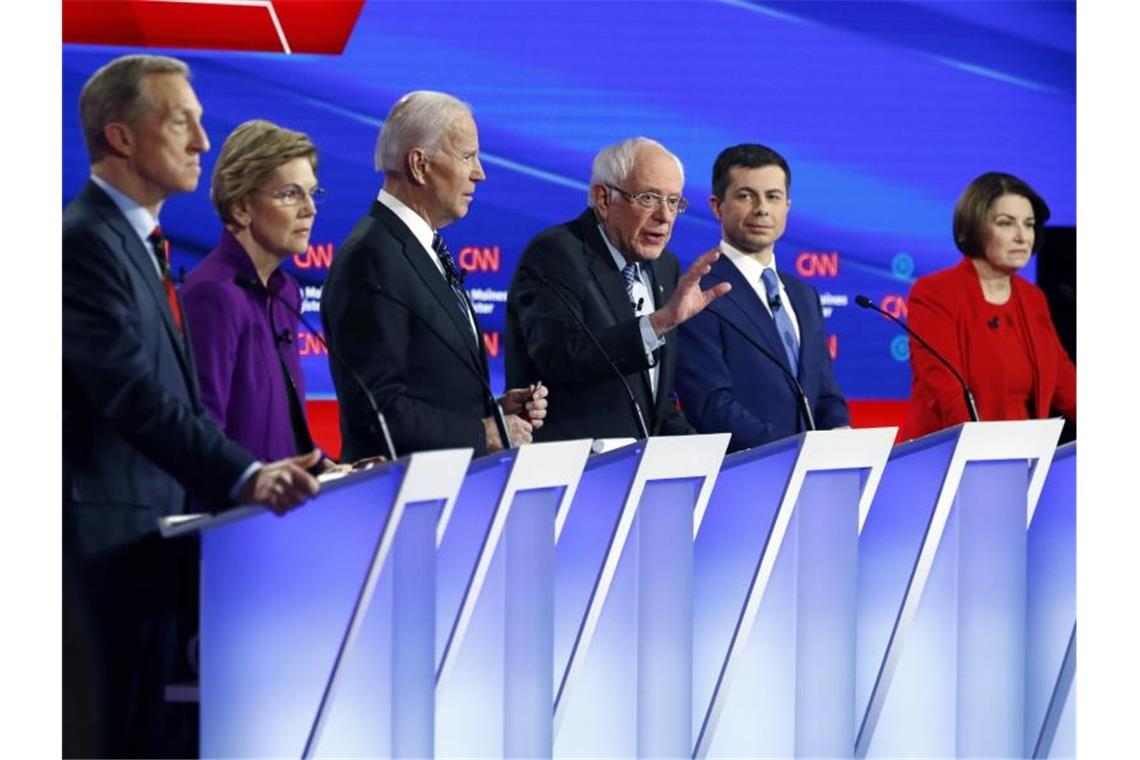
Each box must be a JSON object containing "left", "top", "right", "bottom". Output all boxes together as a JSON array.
[
  {"left": 375, "top": 90, "right": 473, "bottom": 173},
  {"left": 587, "top": 137, "right": 685, "bottom": 208},
  {"left": 80, "top": 54, "right": 190, "bottom": 162}
]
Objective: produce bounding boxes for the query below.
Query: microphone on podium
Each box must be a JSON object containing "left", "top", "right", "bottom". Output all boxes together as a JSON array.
[
  {"left": 517, "top": 267, "right": 650, "bottom": 440},
  {"left": 853, "top": 294, "right": 979, "bottom": 422},
  {"left": 705, "top": 305, "right": 816, "bottom": 432}
]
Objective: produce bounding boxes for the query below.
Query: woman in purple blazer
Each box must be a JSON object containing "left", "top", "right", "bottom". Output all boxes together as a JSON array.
[{"left": 181, "top": 120, "right": 326, "bottom": 463}]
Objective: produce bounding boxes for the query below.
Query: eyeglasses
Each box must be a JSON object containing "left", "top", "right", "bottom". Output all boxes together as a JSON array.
[
  {"left": 607, "top": 185, "right": 688, "bottom": 214},
  {"left": 264, "top": 185, "right": 328, "bottom": 207}
]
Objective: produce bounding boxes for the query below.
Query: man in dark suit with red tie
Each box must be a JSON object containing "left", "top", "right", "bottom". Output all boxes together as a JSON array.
[
  {"left": 321, "top": 90, "right": 547, "bottom": 460},
  {"left": 63, "top": 55, "right": 321, "bottom": 758},
  {"left": 675, "top": 144, "right": 850, "bottom": 452}
]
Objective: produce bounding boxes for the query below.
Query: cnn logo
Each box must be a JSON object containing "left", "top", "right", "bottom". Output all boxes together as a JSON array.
[
  {"left": 795, "top": 251, "right": 839, "bottom": 278},
  {"left": 458, "top": 245, "right": 501, "bottom": 273},
  {"left": 880, "top": 294, "right": 907, "bottom": 320}
]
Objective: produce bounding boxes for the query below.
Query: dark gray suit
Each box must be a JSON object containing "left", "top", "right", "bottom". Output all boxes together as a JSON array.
[
  {"left": 505, "top": 208, "right": 694, "bottom": 441},
  {"left": 63, "top": 180, "right": 254, "bottom": 757}
]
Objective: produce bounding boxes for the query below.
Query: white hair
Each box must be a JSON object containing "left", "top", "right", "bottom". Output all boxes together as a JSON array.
[
  {"left": 587, "top": 137, "right": 685, "bottom": 208},
  {"left": 375, "top": 90, "right": 473, "bottom": 173}
]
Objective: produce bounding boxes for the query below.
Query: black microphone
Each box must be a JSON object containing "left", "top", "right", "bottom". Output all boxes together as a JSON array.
[
  {"left": 706, "top": 304, "right": 816, "bottom": 432},
  {"left": 275, "top": 328, "right": 293, "bottom": 345},
  {"left": 234, "top": 274, "right": 398, "bottom": 461},
  {"left": 364, "top": 281, "right": 515, "bottom": 450},
  {"left": 854, "top": 294, "right": 980, "bottom": 422},
  {"left": 518, "top": 267, "right": 650, "bottom": 440}
]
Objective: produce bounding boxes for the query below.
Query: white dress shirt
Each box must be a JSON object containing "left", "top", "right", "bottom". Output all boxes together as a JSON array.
[
  {"left": 720, "top": 239, "right": 801, "bottom": 343},
  {"left": 378, "top": 189, "right": 478, "bottom": 337},
  {"left": 598, "top": 225, "right": 663, "bottom": 397},
  {"left": 90, "top": 174, "right": 163, "bottom": 280}
]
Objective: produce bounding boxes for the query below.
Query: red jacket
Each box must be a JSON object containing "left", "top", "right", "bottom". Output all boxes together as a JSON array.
[{"left": 900, "top": 257, "right": 1076, "bottom": 441}]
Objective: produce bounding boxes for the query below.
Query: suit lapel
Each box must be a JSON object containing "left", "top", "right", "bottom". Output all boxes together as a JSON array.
[
  {"left": 578, "top": 213, "right": 657, "bottom": 418},
  {"left": 644, "top": 256, "right": 674, "bottom": 421},
  {"left": 89, "top": 184, "right": 198, "bottom": 392},
  {"left": 372, "top": 203, "right": 486, "bottom": 378},
  {"left": 713, "top": 255, "right": 793, "bottom": 375},
  {"left": 580, "top": 215, "right": 633, "bottom": 324},
  {"left": 1010, "top": 278, "right": 1049, "bottom": 418}
]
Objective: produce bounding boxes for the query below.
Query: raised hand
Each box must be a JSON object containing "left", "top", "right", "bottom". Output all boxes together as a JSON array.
[{"left": 649, "top": 247, "right": 732, "bottom": 336}]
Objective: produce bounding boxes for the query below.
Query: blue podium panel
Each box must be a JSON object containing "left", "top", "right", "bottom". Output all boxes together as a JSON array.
[
  {"left": 956, "top": 460, "right": 1029, "bottom": 758},
  {"left": 1048, "top": 669, "right": 1076, "bottom": 760},
  {"left": 436, "top": 440, "right": 592, "bottom": 760},
  {"left": 197, "top": 449, "right": 473, "bottom": 760},
  {"left": 1026, "top": 443, "right": 1076, "bottom": 759},
  {"left": 692, "top": 438, "right": 801, "bottom": 753},
  {"left": 435, "top": 452, "right": 515, "bottom": 670},
  {"left": 552, "top": 444, "right": 642, "bottom": 698},
  {"left": 554, "top": 434, "right": 730, "bottom": 759},
  {"left": 320, "top": 498, "right": 441, "bottom": 759},
  {"left": 200, "top": 464, "right": 404, "bottom": 759},
  {"left": 856, "top": 421, "right": 1063, "bottom": 759},
  {"left": 694, "top": 429, "right": 895, "bottom": 760},
  {"left": 555, "top": 477, "right": 701, "bottom": 758},
  {"left": 856, "top": 430, "right": 959, "bottom": 734}
]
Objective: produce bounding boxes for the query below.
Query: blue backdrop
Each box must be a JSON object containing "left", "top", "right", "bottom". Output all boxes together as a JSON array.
[{"left": 62, "top": 0, "right": 1075, "bottom": 402}]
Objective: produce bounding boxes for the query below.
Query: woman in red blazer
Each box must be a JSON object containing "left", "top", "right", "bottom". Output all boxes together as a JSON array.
[{"left": 900, "top": 172, "right": 1076, "bottom": 441}]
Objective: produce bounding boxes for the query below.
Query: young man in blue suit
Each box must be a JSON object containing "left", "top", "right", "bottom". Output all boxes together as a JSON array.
[{"left": 676, "top": 144, "right": 849, "bottom": 451}]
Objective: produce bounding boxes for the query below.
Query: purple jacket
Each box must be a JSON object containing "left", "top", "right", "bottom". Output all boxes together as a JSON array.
[{"left": 181, "top": 230, "right": 308, "bottom": 462}]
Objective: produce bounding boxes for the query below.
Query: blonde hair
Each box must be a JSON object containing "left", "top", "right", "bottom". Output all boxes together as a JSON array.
[{"left": 210, "top": 119, "right": 318, "bottom": 224}]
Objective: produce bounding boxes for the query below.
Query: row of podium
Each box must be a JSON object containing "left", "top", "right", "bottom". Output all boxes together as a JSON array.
[{"left": 164, "top": 420, "right": 1076, "bottom": 759}]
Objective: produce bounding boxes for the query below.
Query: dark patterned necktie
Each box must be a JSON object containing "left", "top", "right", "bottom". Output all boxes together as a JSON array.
[
  {"left": 148, "top": 226, "right": 183, "bottom": 331},
  {"left": 432, "top": 233, "right": 475, "bottom": 331},
  {"left": 760, "top": 268, "right": 799, "bottom": 376}
]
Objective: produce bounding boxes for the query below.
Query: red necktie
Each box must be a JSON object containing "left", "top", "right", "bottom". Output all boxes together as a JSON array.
[{"left": 148, "top": 226, "right": 183, "bottom": 332}]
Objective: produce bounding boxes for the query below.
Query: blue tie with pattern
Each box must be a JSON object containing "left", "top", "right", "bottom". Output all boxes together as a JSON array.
[
  {"left": 760, "top": 268, "right": 800, "bottom": 376},
  {"left": 432, "top": 233, "right": 470, "bottom": 316},
  {"left": 621, "top": 262, "right": 639, "bottom": 303}
]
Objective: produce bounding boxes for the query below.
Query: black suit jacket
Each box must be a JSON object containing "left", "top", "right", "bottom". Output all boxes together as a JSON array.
[
  {"left": 62, "top": 181, "right": 255, "bottom": 560},
  {"left": 321, "top": 200, "right": 493, "bottom": 460},
  {"left": 505, "top": 208, "right": 694, "bottom": 441}
]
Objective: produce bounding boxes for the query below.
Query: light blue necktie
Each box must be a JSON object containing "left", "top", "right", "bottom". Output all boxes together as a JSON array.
[{"left": 761, "top": 268, "right": 800, "bottom": 376}]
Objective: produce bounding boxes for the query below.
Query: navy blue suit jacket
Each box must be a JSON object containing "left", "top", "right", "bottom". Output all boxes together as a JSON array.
[
  {"left": 675, "top": 254, "right": 849, "bottom": 451},
  {"left": 63, "top": 181, "right": 255, "bottom": 559}
]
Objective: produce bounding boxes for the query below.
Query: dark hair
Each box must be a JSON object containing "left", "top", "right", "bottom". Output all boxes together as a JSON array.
[
  {"left": 711, "top": 144, "right": 791, "bottom": 200},
  {"left": 953, "top": 172, "right": 1051, "bottom": 257}
]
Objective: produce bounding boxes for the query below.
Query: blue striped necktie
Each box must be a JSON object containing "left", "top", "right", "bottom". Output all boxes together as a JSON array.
[
  {"left": 621, "top": 262, "right": 640, "bottom": 309},
  {"left": 761, "top": 268, "right": 799, "bottom": 376}
]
